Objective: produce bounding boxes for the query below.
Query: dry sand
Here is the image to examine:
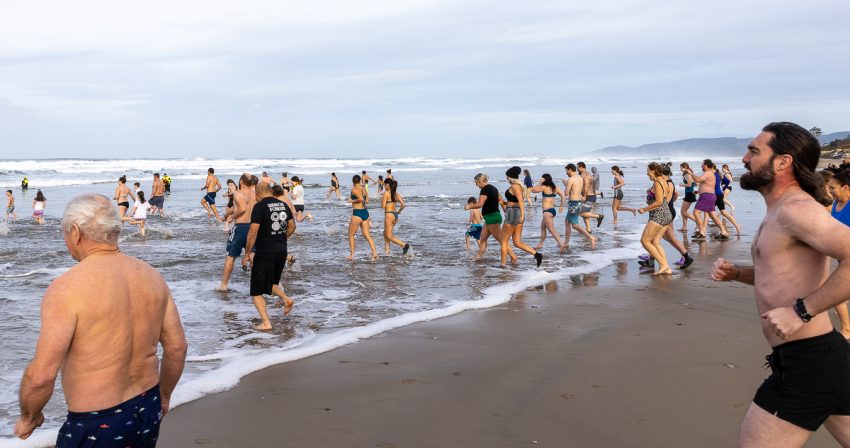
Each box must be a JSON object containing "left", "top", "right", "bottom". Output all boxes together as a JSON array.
[{"left": 159, "top": 234, "right": 840, "bottom": 447}]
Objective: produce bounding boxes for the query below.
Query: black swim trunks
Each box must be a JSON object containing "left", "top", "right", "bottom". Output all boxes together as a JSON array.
[
  {"left": 715, "top": 192, "right": 726, "bottom": 212},
  {"left": 753, "top": 330, "right": 850, "bottom": 431},
  {"left": 250, "top": 252, "right": 287, "bottom": 296},
  {"left": 56, "top": 384, "right": 161, "bottom": 447},
  {"left": 118, "top": 202, "right": 130, "bottom": 209}
]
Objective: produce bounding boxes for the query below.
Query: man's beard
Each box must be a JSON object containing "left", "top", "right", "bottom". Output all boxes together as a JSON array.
[{"left": 740, "top": 161, "right": 775, "bottom": 191}]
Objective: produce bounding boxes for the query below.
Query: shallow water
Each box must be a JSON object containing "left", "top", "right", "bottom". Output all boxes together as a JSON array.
[{"left": 0, "top": 157, "right": 754, "bottom": 446}]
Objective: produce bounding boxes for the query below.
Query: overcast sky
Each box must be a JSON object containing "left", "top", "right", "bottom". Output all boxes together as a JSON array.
[{"left": 1, "top": 0, "right": 848, "bottom": 159}]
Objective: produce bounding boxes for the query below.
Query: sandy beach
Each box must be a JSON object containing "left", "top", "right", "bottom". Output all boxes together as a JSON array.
[{"left": 159, "top": 236, "right": 839, "bottom": 447}]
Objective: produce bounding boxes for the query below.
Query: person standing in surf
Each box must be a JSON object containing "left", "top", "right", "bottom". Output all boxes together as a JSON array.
[
  {"left": 201, "top": 168, "right": 222, "bottom": 222},
  {"left": 563, "top": 164, "right": 596, "bottom": 250},
  {"left": 523, "top": 169, "right": 536, "bottom": 206},
  {"left": 381, "top": 178, "right": 410, "bottom": 256},
  {"left": 149, "top": 173, "right": 166, "bottom": 218},
  {"left": 531, "top": 173, "right": 566, "bottom": 250},
  {"left": 347, "top": 174, "right": 378, "bottom": 261},
  {"left": 290, "top": 176, "right": 313, "bottom": 222},
  {"left": 32, "top": 190, "right": 46, "bottom": 225},
  {"left": 678, "top": 163, "right": 697, "bottom": 233}
]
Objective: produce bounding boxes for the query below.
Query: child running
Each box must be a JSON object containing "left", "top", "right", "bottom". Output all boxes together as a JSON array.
[{"left": 123, "top": 191, "right": 151, "bottom": 236}]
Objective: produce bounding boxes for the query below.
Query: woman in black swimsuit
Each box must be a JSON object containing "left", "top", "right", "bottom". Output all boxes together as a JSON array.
[
  {"left": 531, "top": 173, "right": 565, "bottom": 251},
  {"left": 501, "top": 166, "right": 542, "bottom": 267},
  {"left": 327, "top": 172, "right": 342, "bottom": 200}
]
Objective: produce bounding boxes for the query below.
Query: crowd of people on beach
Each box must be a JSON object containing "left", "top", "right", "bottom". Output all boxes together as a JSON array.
[{"left": 12, "top": 122, "right": 850, "bottom": 448}]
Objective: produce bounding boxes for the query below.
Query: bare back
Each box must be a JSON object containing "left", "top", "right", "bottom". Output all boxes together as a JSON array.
[
  {"left": 752, "top": 191, "right": 833, "bottom": 346},
  {"left": 205, "top": 175, "right": 220, "bottom": 193},
  {"left": 565, "top": 176, "right": 583, "bottom": 201},
  {"left": 694, "top": 170, "right": 716, "bottom": 194},
  {"left": 152, "top": 179, "right": 164, "bottom": 197},
  {"left": 54, "top": 253, "right": 173, "bottom": 411},
  {"left": 233, "top": 187, "right": 255, "bottom": 223}
]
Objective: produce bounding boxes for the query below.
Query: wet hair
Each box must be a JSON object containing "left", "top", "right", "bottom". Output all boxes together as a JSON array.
[
  {"left": 208, "top": 168, "right": 215, "bottom": 174},
  {"left": 762, "top": 122, "right": 825, "bottom": 203},
  {"left": 387, "top": 169, "right": 392, "bottom": 174},
  {"left": 467, "top": 196, "right": 477, "bottom": 204},
  {"left": 541, "top": 174, "right": 556, "bottom": 190},
  {"left": 474, "top": 173, "right": 488, "bottom": 183},
  {"left": 577, "top": 162, "right": 586, "bottom": 169},
  {"left": 818, "top": 170, "right": 837, "bottom": 206},
  {"left": 6, "top": 190, "right": 12, "bottom": 194},
  {"left": 282, "top": 172, "right": 288, "bottom": 177},
  {"left": 137, "top": 191, "right": 146, "bottom": 203},
  {"left": 250, "top": 175, "right": 259, "bottom": 186},
  {"left": 331, "top": 172, "right": 336, "bottom": 177},
  {"left": 611, "top": 166, "right": 624, "bottom": 176},
  {"left": 227, "top": 179, "right": 236, "bottom": 186},
  {"left": 647, "top": 162, "right": 665, "bottom": 177},
  {"left": 271, "top": 184, "right": 284, "bottom": 197},
  {"left": 565, "top": 163, "right": 577, "bottom": 172},
  {"left": 378, "top": 175, "right": 384, "bottom": 181},
  {"left": 680, "top": 162, "right": 691, "bottom": 170},
  {"left": 661, "top": 164, "right": 672, "bottom": 176},
  {"left": 523, "top": 169, "right": 531, "bottom": 176},
  {"left": 119, "top": 175, "right": 126, "bottom": 184},
  {"left": 262, "top": 171, "right": 268, "bottom": 176},
  {"left": 154, "top": 173, "right": 160, "bottom": 178},
  {"left": 353, "top": 174, "right": 362, "bottom": 184},
  {"left": 61, "top": 194, "right": 122, "bottom": 244},
  {"left": 361, "top": 171, "right": 367, "bottom": 175},
  {"left": 291, "top": 176, "right": 301, "bottom": 183},
  {"left": 702, "top": 159, "right": 715, "bottom": 169},
  {"left": 35, "top": 190, "right": 46, "bottom": 202}
]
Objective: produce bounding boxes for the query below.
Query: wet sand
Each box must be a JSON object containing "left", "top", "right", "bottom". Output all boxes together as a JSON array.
[{"left": 159, "top": 236, "right": 839, "bottom": 447}]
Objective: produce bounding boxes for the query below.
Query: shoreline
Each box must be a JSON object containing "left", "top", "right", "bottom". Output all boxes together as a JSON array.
[{"left": 158, "top": 238, "right": 838, "bottom": 447}]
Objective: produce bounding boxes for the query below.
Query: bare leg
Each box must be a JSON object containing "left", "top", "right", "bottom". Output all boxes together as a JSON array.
[
  {"left": 211, "top": 205, "right": 221, "bottom": 222},
  {"left": 537, "top": 217, "right": 547, "bottom": 249},
  {"left": 347, "top": 217, "right": 360, "bottom": 260},
  {"left": 562, "top": 220, "right": 572, "bottom": 252},
  {"left": 271, "top": 284, "right": 294, "bottom": 315},
  {"left": 476, "top": 225, "right": 493, "bottom": 260},
  {"left": 649, "top": 223, "right": 670, "bottom": 274},
  {"left": 708, "top": 211, "right": 729, "bottom": 237},
  {"left": 542, "top": 214, "right": 564, "bottom": 248},
  {"left": 251, "top": 295, "right": 273, "bottom": 331},
  {"left": 680, "top": 202, "right": 695, "bottom": 231},
  {"left": 511, "top": 224, "right": 537, "bottom": 256},
  {"left": 612, "top": 199, "right": 619, "bottom": 223},
  {"left": 361, "top": 219, "right": 378, "bottom": 260},
  {"left": 640, "top": 223, "right": 666, "bottom": 267},
  {"left": 572, "top": 224, "right": 597, "bottom": 249},
  {"left": 663, "top": 226, "right": 687, "bottom": 255},
  {"left": 201, "top": 199, "right": 213, "bottom": 217},
  {"left": 721, "top": 210, "right": 742, "bottom": 235},
  {"left": 218, "top": 256, "right": 237, "bottom": 291},
  {"left": 694, "top": 210, "right": 706, "bottom": 236},
  {"left": 383, "top": 214, "right": 406, "bottom": 252},
  {"left": 738, "top": 403, "right": 811, "bottom": 448},
  {"left": 823, "top": 414, "right": 850, "bottom": 446}
]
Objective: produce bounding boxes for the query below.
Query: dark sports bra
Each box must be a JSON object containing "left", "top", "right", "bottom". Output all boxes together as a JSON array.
[
  {"left": 542, "top": 191, "right": 556, "bottom": 198},
  {"left": 505, "top": 186, "right": 519, "bottom": 203}
]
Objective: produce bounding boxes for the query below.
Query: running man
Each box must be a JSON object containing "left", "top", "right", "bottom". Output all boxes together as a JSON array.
[
  {"left": 563, "top": 164, "right": 597, "bottom": 249},
  {"left": 712, "top": 122, "right": 850, "bottom": 446},
  {"left": 201, "top": 168, "right": 222, "bottom": 221},
  {"left": 577, "top": 162, "right": 604, "bottom": 231},
  {"left": 14, "top": 194, "right": 187, "bottom": 446},
  {"left": 688, "top": 159, "right": 729, "bottom": 239},
  {"left": 149, "top": 173, "right": 166, "bottom": 218},
  {"left": 244, "top": 182, "right": 296, "bottom": 330},
  {"left": 218, "top": 174, "right": 256, "bottom": 291}
]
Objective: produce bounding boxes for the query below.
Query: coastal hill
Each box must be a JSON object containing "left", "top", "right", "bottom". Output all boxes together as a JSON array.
[{"left": 588, "top": 131, "right": 850, "bottom": 160}]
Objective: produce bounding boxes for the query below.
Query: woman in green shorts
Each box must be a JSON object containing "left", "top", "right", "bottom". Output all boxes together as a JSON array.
[{"left": 465, "top": 173, "right": 515, "bottom": 264}]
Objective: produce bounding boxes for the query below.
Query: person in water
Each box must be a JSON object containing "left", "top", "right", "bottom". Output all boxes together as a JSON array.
[
  {"left": 113, "top": 175, "right": 132, "bottom": 218},
  {"left": 465, "top": 196, "right": 483, "bottom": 252},
  {"left": 347, "top": 174, "right": 378, "bottom": 261},
  {"left": 5, "top": 190, "right": 17, "bottom": 221},
  {"left": 327, "top": 172, "right": 342, "bottom": 200},
  {"left": 562, "top": 164, "right": 597, "bottom": 250},
  {"left": 381, "top": 178, "right": 410, "bottom": 256},
  {"left": 501, "top": 166, "right": 543, "bottom": 267},
  {"left": 32, "top": 190, "right": 46, "bottom": 225},
  {"left": 610, "top": 165, "right": 636, "bottom": 223},
  {"left": 201, "top": 168, "right": 222, "bottom": 222},
  {"left": 678, "top": 162, "right": 698, "bottom": 233},
  {"left": 465, "top": 173, "right": 516, "bottom": 264},
  {"left": 14, "top": 194, "right": 187, "bottom": 446},
  {"left": 531, "top": 173, "right": 566, "bottom": 251},
  {"left": 123, "top": 191, "right": 151, "bottom": 236}
]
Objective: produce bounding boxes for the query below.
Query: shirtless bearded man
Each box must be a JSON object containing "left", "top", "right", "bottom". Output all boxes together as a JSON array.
[{"left": 712, "top": 122, "right": 850, "bottom": 447}]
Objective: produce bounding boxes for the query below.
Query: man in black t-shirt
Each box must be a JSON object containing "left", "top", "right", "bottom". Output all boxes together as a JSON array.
[{"left": 243, "top": 182, "right": 296, "bottom": 331}]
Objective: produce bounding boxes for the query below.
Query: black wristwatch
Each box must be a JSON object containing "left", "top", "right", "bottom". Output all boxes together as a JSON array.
[{"left": 793, "top": 298, "right": 813, "bottom": 322}]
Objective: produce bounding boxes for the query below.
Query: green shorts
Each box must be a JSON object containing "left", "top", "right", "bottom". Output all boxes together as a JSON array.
[{"left": 483, "top": 212, "right": 502, "bottom": 226}]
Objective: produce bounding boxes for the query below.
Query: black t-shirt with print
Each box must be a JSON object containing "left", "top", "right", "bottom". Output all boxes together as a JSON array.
[{"left": 250, "top": 197, "right": 293, "bottom": 255}]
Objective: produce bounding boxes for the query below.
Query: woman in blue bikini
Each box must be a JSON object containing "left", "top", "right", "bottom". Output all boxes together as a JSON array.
[
  {"left": 531, "top": 173, "right": 566, "bottom": 250},
  {"left": 347, "top": 174, "right": 377, "bottom": 261}
]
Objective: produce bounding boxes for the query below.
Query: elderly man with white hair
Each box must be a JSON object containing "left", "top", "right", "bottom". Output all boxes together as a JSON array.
[{"left": 14, "top": 194, "right": 187, "bottom": 447}]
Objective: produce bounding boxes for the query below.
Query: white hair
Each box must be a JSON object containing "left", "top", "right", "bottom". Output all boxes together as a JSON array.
[
  {"left": 62, "top": 194, "right": 122, "bottom": 244},
  {"left": 474, "top": 173, "right": 489, "bottom": 183}
]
